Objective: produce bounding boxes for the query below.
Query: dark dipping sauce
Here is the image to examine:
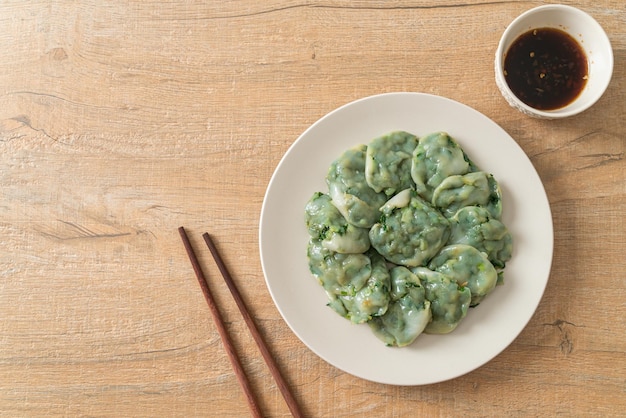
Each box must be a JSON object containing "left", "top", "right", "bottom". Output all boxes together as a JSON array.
[{"left": 504, "top": 27, "right": 588, "bottom": 110}]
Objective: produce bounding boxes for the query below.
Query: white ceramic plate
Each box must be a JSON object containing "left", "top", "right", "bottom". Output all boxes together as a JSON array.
[{"left": 259, "top": 92, "right": 553, "bottom": 386}]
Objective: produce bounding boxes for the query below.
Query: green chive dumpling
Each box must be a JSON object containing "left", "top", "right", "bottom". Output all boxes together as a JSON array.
[
  {"left": 448, "top": 206, "right": 513, "bottom": 269},
  {"left": 326, "top": 144, "right": 388, "bottom": 228},
  {"left": 307, "top": 239, "right": 372, "bottom": 301},
  {"left": 411, "top": 132, "right": 471, "bottom": 202},
  {"left": 369, "top": 266, "right": 431, "bottom": 347},
  {"left": 338, "top": 250, "right": 391, "bottom": 324},
  {"left": 365, "top": 131, "right": 418, "bottom": 196},
  {"left": 305, "top": 192, "right": 370, "bottom": 254},
  {"left": 412, "top": 267, "right": 471, "bottom": 334},
  {"left": 432, "top": 171, "right": 501, "bottom": 219},
  {"left": 369, "top": 189, "right": 450, "bottom": 267},
  {"left": 428, "top": 244, "right": 498, "bottom": 306}
]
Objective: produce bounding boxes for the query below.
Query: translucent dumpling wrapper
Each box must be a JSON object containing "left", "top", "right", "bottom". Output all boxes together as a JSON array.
[
  {"left": 369, "top": 266, "right": 431, "bottom": 347},
  {"left": 429, "top": 244, "right": 498, "bottom": 306},
  {"left": 369, "top": 189, "right": 450, "bottom": 267},
  {"left": 365, "top": 131, "right": 418, "bottom": 196},
  {"left": 337, "top": 250, "right": 391, "bottom": 324},
  {"left": 432, "top": 171, "right": 502, "bottom": 219},
  {"left": 305, "top": 192, "right": 370, "bottom": 254},
  {"left": 448, "top": 206, "right": 513, "bottom": 269},
  {"left": 411, "top": 132, "right": 471, "bottom": 202},
  {"left": 412, "top": 267, "right": 471, "bottom": 334},
  {"left": 307, "top": 239, "right": 372, "bottom": 299},
  {"left": 327, "top": 144, "right": 388, "bottom": 228}
]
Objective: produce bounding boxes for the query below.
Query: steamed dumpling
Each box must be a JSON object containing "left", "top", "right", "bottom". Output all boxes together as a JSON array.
[
  {"left": 448, "top": 206, "right": 512, "bottom": 269},
  {"left": 326, "top": 144, "right": 388, "bottom": 228},
  {"left": 307, "top": 239, "right": 372, "bottom": 299},
  {"left": 369, "top": 189, "right": 450, "bottom": 267},
  {"left": 432, "top": 171, "right": 501, "bottom": 219},
  {"left": 411, "top": 132, "right": 471, "bottom": 202},
  {"left": 429, "top": 244, "right": 498, "bottom": 306},
  {"left": 369, "top": 266, "right": 431, "bottom": 347},
  {"left": 365, "top": 131, "right": 418, "bottom": 196},
  {"left": 337, "top": 250, "right": 391, "bottom": 324},
  {"left": 305, "top": 192, "right": 370, "bottom": 254},
  {"left": 412, "top": 267, "right": 471, "bottom": 334}
]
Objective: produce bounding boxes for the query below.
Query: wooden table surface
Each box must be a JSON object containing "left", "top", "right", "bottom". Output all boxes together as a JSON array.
[{"left": 1, "top": 1, "right": 624, "bottom": 416}]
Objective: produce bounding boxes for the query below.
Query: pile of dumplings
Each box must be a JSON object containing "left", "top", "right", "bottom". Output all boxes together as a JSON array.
[{"left": 305, "top": 131, "right": 513, "bottom": 347}]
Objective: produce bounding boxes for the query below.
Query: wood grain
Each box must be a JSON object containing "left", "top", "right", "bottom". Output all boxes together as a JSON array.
[{"left": 0, "top": 1, "right": 624, "bottom": 416}]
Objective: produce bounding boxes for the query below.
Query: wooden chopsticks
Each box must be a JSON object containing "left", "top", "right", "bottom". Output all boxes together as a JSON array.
[
  {"left": 178, "top": 227, "right": 263, "bottom": 417},
  {"left": 178, "top": 227, "right": 303, "bottom": 418}
]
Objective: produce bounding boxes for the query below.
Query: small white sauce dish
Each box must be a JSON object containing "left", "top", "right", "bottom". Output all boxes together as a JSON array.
[{"left": 494, "top": 4, "right": 613, "bottom": 119}]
